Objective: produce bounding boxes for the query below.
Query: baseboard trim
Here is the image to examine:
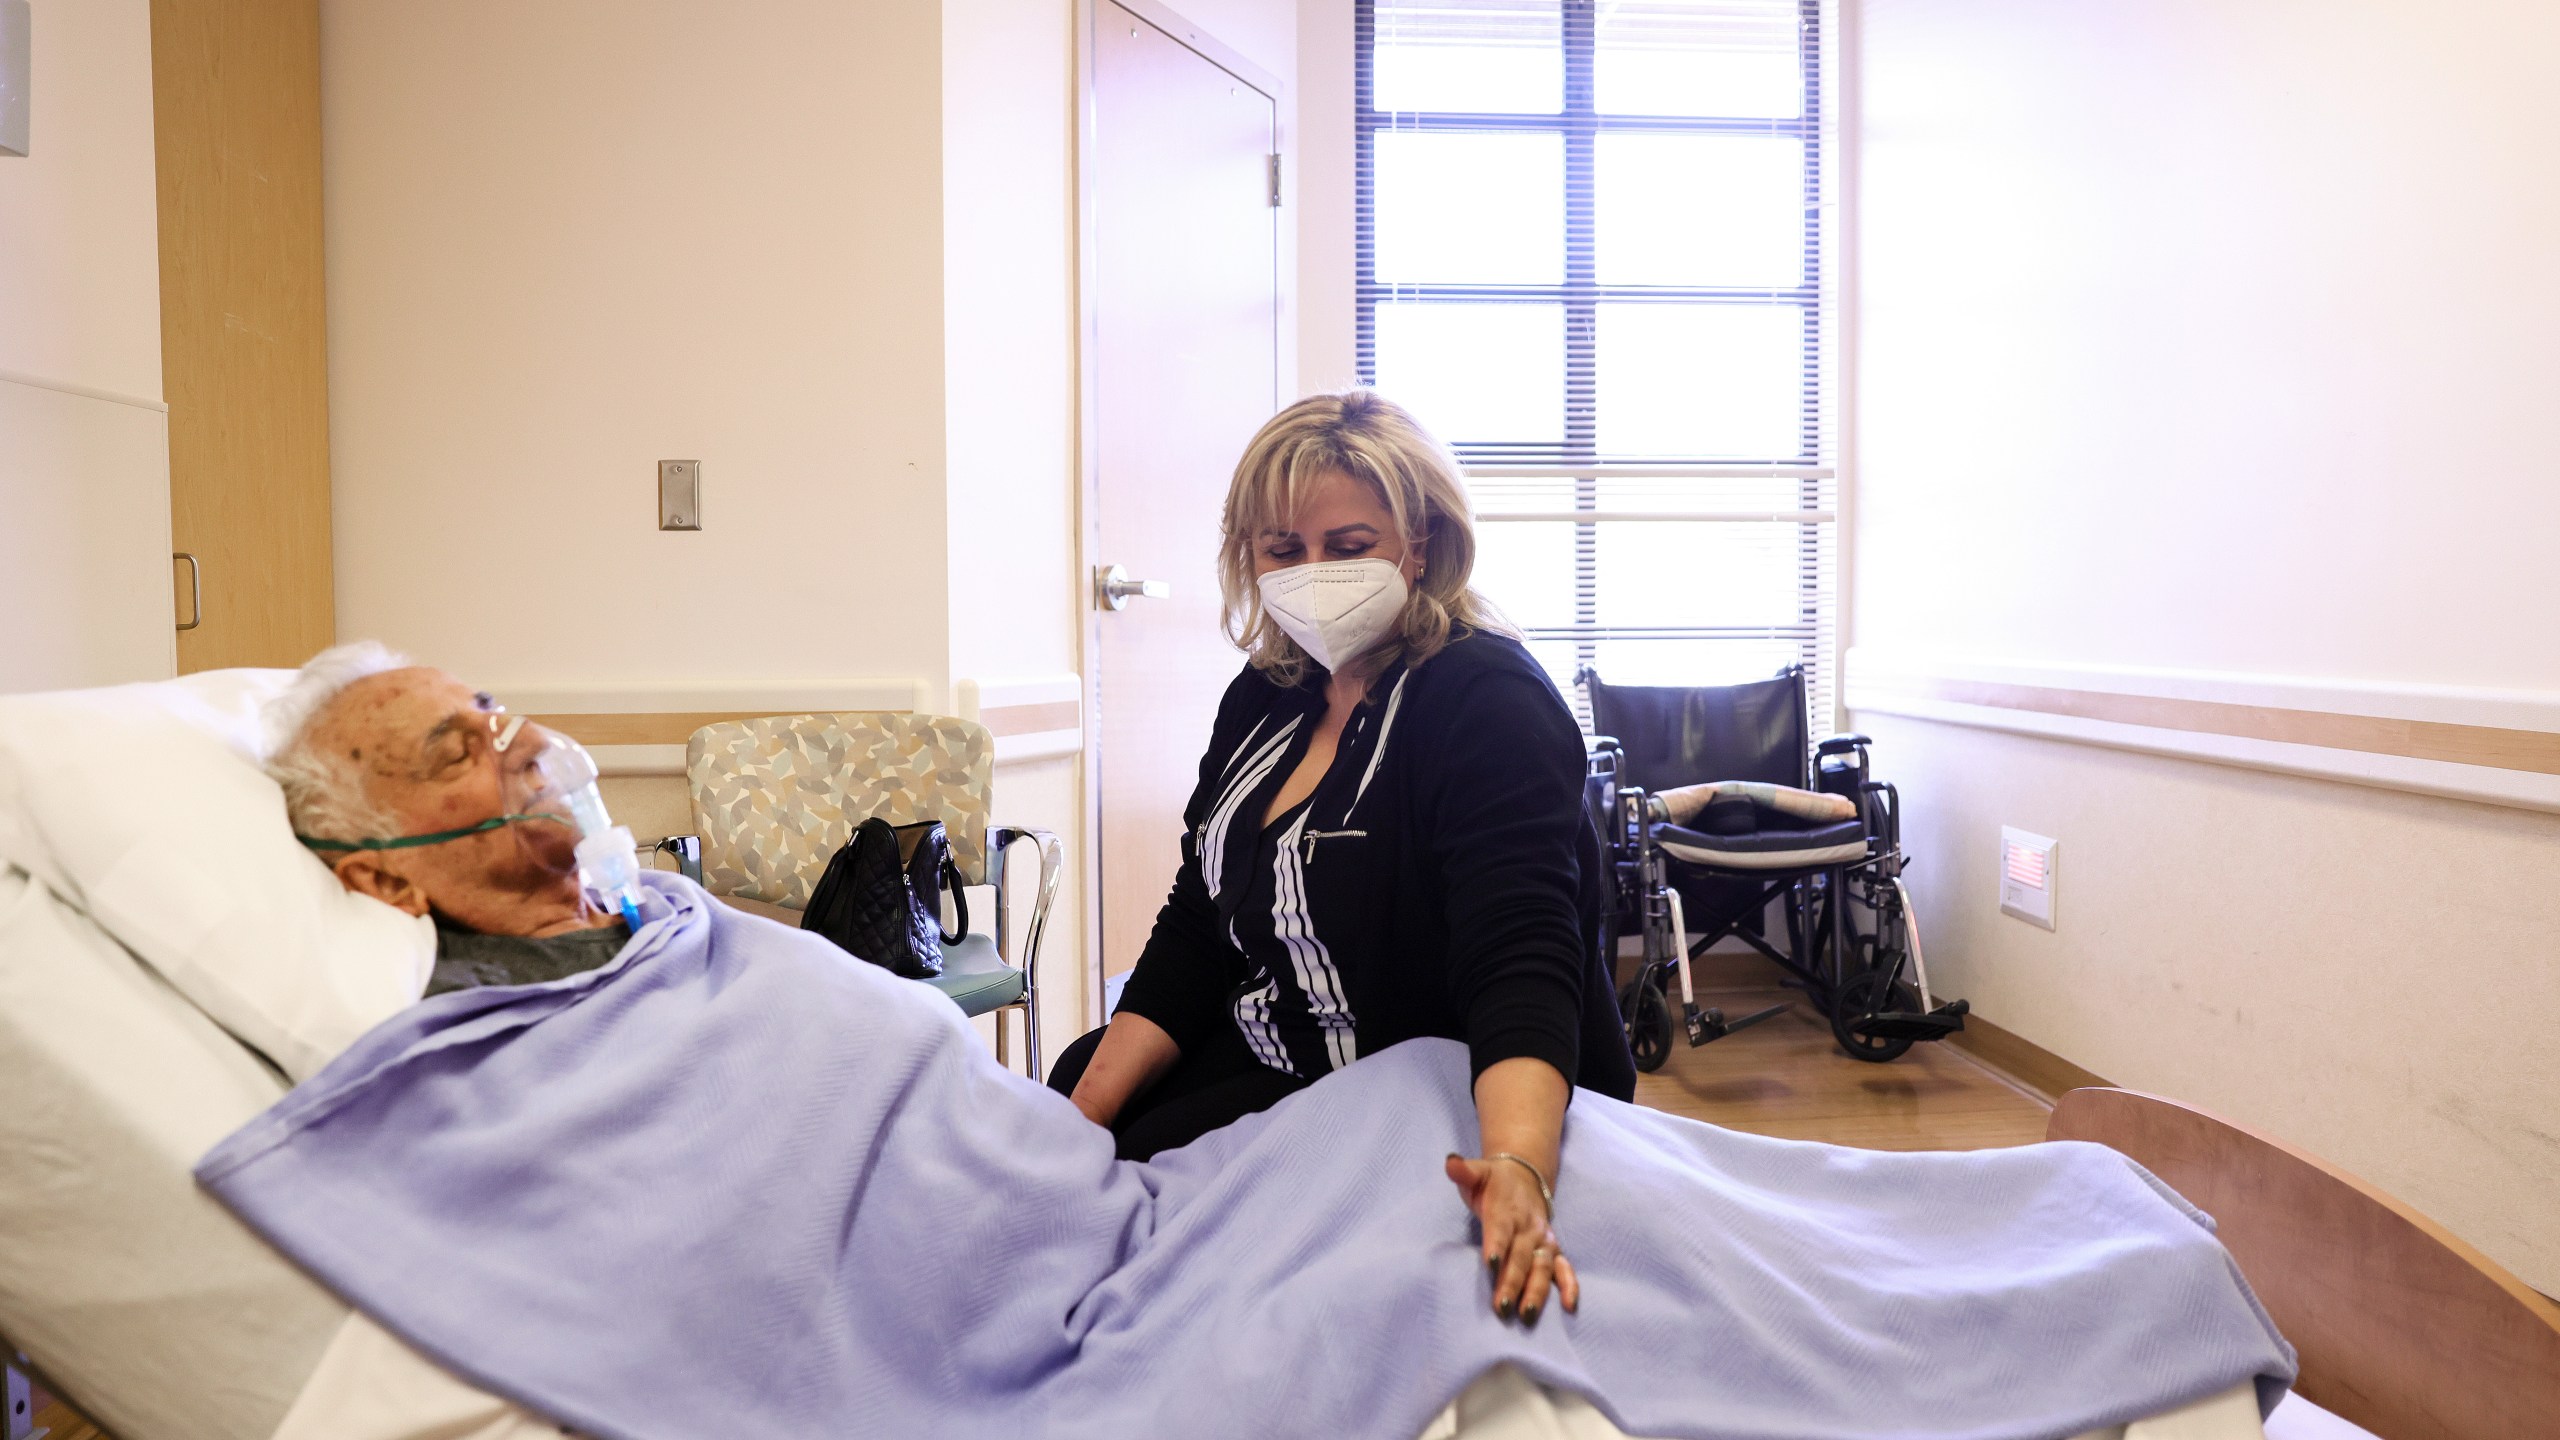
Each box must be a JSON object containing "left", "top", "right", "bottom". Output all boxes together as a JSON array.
[{"left": 1944, "top": 1012, "right": 2112, "bottom": 1106}]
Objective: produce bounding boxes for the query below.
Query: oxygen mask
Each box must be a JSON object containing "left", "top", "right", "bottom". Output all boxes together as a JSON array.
[{"left": 511, "top": 720, "right": 647, "bottom": 928}]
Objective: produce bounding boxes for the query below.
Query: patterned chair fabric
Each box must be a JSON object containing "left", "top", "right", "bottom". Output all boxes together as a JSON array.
[{"left": 686, "top": 712, "right": 994, "bottom": 909}]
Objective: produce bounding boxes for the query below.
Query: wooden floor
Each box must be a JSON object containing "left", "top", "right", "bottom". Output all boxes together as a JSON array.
[
  {"left": 24, "top": 985, "right": 2047, "bottom": 1438},
  {"left": 1632, "top": 984, "right": 2055, "bottom": 1151},
  {"left": 27, "top": 1393, "right": 109, "bottom": 1440}
]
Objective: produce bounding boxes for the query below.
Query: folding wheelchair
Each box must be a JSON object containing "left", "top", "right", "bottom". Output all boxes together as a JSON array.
[{"left": 1581, "top": 665, "right": 1967, "bottom": 1071}]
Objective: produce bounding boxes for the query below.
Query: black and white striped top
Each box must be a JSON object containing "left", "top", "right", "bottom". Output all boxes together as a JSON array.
[{"left": 1116, "top": 632, "right": 1635, "bottom": 1098}]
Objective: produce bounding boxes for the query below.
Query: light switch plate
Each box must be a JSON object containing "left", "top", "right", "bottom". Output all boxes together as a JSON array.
[
  {"left": 1, "top": 0, "right": 31, "bottom": 159},
  {"left": 1999, "top": 826, "right": 2057, "bottom": 930},
  {"left": 658, "top": 460, "right": 700, "bottom": 531}
]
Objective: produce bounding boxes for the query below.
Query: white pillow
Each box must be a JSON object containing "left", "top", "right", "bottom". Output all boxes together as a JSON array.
[{"left": 0, "top": 669, "right": 434, "bottom": 1081}]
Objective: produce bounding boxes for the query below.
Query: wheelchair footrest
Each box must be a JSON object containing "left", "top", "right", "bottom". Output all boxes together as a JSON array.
[
  {"left": 1683, "top": 1000, "right": 1790, "bottom": 1047},
  {"left": 1847, "top": 997, "right": 1969, "bottom": 1042}
]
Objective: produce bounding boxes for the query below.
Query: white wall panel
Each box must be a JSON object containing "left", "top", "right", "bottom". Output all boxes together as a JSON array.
[
  {"left": 1870, "top": 712, "right": 2560, "bottom": 1292},
  {"left": 0, "top": 0, "right": 163, "bottom": 401},
  {"left": 1855, "top": 0, "right": 2560, "bottom": 691},
  {"left": 0, "top": 0, "right": 171, "bottom": 694},
  {"left": 1852, "top": 0, "right": 2560, "bottom": 1292},
  {"left": 0, "top": 382, "right": 174, "bottom": 691}
]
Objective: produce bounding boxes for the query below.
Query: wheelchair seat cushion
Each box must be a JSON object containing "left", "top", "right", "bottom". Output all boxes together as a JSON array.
[
  {"left": 1653, "top": 778, "right": 1857, "bottom": 829},
  {"left": 1656, "top": 815, "right": 1869, "bottom": 871}
]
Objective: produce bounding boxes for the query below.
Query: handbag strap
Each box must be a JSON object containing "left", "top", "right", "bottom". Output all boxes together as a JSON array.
[{"left": 937, "top": 857, "right": 968, "bottom": 945}]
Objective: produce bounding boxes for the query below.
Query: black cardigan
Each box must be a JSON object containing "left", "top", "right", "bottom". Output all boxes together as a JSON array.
[{"left": 1115, "top": 631, "right": 1636, "bottom": 1101}]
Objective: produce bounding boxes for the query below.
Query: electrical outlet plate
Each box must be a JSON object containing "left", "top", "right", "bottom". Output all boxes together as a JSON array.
[
  {"left": 658, "top": 460, "right": 700, "bottom": 531},
  {"left": 1999, "top": 826, "right": 2057, "bottom": 930}
]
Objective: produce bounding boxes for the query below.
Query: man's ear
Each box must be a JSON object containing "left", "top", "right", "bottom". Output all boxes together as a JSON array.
[{"left": 330, "top": 851, "right": 432, "bottom": 918}]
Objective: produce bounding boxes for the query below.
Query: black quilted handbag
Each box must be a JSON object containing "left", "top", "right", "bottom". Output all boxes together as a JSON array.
[{"left": 801, "top": 818, "right": 968, "bottom": 980}]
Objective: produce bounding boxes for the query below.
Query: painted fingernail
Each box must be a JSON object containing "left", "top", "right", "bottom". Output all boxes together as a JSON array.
[
  {"left": 1521, "top": 1304, "right": 1541, "bottom": 1326},
  {"left": 1495, "top": 1299, "right": 1514, "bottom": 1319}
]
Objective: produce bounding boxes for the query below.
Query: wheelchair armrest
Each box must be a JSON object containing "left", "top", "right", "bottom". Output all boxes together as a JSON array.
[
  {"left": 1815, "top": 733, "right": 1872, "bottom": 757},
  {"left": 647, "top": 834, "right": 702, "bottom": 885},
  {"left": 985, "top": 824, "right": 1064, "bottom": 997},
  {"left": 1860, "top": 780, "right": 1901, "bottom": 856}
]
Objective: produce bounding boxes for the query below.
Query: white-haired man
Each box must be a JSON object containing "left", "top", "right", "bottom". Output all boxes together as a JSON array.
[{"left": 266, "top": 642, "right": 631, "bottom": 995}]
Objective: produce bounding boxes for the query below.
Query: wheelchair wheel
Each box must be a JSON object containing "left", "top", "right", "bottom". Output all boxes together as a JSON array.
[
  {"left": 1830, "top": 966, "right": 1919, "bottom": 1064},
  {"left": 1622, "top": 977, "right": 1673, "bottom": 1073}
]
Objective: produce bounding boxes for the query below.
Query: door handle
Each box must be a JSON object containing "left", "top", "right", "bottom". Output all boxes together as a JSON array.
[
  {"left": 175, "top": 552, "right": 203, "bottom": 631},
  {"left": 1094, "top": 564, "right": 1170, "bottom": 612}
]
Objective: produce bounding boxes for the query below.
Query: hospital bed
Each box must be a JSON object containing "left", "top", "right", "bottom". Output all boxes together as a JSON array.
[{"left": 4, "top": 673, "right": 2551, "bottom": 1440}]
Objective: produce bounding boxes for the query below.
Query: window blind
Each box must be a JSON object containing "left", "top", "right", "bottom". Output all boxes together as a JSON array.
[{"left": 1355, "top": 0, "right": 1834, "bottom": 735}]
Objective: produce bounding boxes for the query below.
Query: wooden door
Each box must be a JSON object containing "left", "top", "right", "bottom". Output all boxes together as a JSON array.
[
  {"left": 152, "top": 0, "right": 334, "bottom": 672},
  {"left": 1087, "top": 3, "right": 1280, "bottom": 1001}
]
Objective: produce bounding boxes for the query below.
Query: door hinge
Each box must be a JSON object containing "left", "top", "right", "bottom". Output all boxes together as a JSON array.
[{"left": 1267, "top": 152, "right": 1282, "bottom": 207}]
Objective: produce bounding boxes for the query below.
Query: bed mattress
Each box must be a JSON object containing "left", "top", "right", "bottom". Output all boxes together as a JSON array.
[{"left": 0, "top": 867, "right": 346, "bottom": 1440}]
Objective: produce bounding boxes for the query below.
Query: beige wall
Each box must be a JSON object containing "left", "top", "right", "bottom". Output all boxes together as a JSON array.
[
  {"left": 1853, "top": 0, "right": 2560, "bottom": 1290},
  {"left": 321, "top": 0, "right": 951, "bottom": 693},
  {"left": 0, "top": 0, "right": 174, "bottom": 693},
  {"left": 322, "top": 0, "right": 1314, "bottom": 1057}
]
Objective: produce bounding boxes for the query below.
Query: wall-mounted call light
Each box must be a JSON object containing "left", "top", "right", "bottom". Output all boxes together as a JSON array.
[
  {"left": 1, "top": 0, "right": 28, "bottom": 158},
  {"left": 1999, "top": 826, "right": 2058, "bottom": 931}
]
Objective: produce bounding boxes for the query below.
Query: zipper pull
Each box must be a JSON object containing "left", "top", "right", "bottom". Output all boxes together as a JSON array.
[{"left": 1301, "top": 828, "right": 1369, "bottom": 864}]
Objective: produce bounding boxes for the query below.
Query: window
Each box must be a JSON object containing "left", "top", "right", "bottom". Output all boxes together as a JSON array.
[{"left": 1356, "top": 0, "right": 1835, "bottom": 731}]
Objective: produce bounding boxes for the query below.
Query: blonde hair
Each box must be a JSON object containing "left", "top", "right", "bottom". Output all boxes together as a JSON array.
[{"left": 1219, "top": 390, "right": 1514, "bottom": 688}]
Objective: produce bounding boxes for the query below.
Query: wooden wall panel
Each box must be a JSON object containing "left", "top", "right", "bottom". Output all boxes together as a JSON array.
[{"left": 152, "top": 0, "right": 332, "bottom": 671}]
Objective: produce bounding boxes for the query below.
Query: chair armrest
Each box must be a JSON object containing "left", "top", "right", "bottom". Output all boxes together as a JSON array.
[
  {"left": 985, "top": 825, "right": 1063, "bottom": 994},
  {"left": 647, "top": 835, "right": 702, "bottom": 885},
  {"left": 1815, "top": 733, "right": 1872, "bottom": 757}
]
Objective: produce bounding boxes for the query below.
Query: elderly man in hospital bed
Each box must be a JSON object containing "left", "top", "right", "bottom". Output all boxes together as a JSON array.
[
  {"left": 1, "top": 647, "right": 2302, "bottom": 1440},
  {"left": 261, "top": 648, "right": 648, "bottom": 1000}
]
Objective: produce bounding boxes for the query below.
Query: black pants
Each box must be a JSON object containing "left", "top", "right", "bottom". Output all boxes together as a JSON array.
[{"left": 1047, "top": 1020, "right": 1309, "bottom": 1162}]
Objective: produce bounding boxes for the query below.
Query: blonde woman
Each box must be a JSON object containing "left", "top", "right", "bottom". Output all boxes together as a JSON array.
[{"left": 1047, "top": 390, "right": 1635, "bottom": 1327}]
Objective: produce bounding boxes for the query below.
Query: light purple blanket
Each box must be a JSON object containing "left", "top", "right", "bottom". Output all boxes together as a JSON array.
[{"left": 198, "top": 876, "right": 2291, "bottom": 1440}]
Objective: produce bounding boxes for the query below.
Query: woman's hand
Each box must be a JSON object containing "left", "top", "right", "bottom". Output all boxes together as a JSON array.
[
  {"left": 1444, "top": 1152, "right": 1578, "bottom": 1323},
  {"left": 1452, "top": 1055, "right": 1578, "bottom": 1323}
]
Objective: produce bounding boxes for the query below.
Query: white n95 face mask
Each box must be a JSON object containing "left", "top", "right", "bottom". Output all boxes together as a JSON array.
[{"left": 1256, "top": 557, "right": 1410, "bottom": 670}]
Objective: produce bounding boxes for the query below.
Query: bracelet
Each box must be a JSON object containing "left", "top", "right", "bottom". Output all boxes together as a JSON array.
[{"left": 1486, "top": 1152, "right": 1554, "bottom": 1218}]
